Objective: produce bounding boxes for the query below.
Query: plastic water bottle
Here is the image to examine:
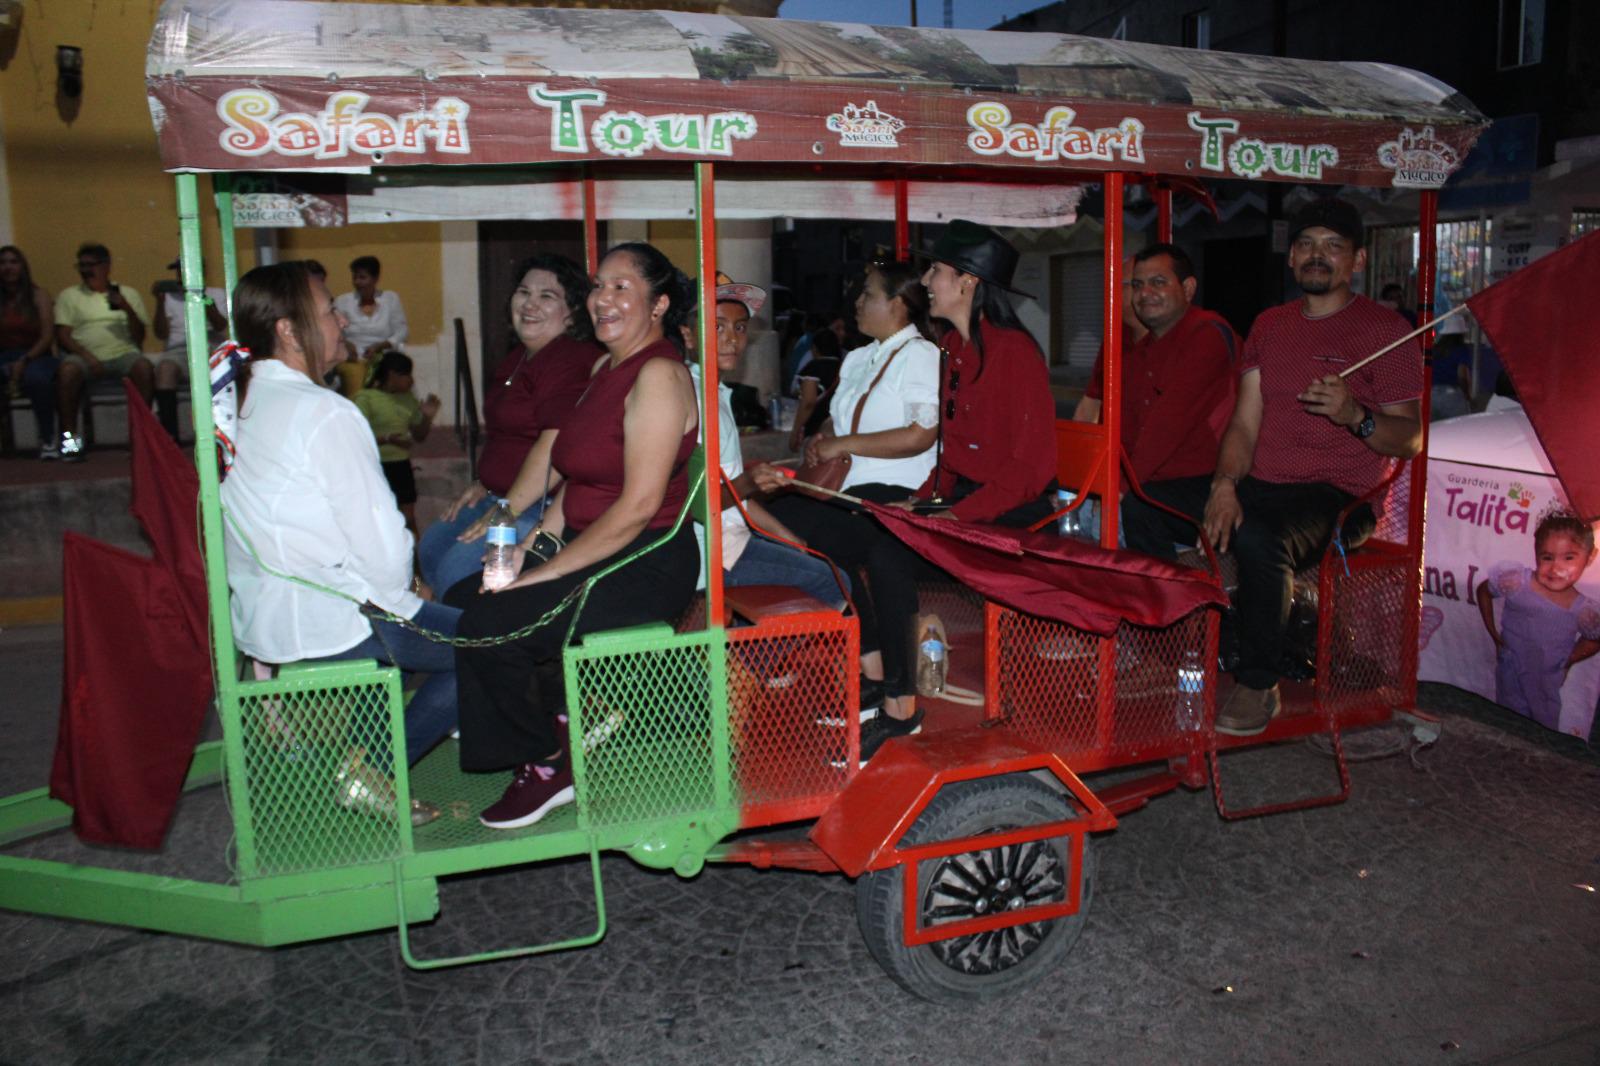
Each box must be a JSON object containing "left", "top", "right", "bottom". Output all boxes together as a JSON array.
[
  {"left": 1177, "top": 648, "right": 1205, "bottom": 731},
  {"left": 916, "top": 625, "right": 947, "bottom": 696},
  {"left": 1056, "top": 488, "right": 1080, "bottom": 537},
  {"left": 481, "top": 499, "right": 519, "bottom": 591}
]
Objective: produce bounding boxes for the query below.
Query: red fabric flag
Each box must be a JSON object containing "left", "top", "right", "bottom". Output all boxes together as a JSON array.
[
  {"left": 1467, "top": 231, "right": 1600, "bottom": 520},
  {"left": 863, "top": 503, "right": 1227, "bottom": 634},
  {"left": 49, "top": 382, "right": 213, "bottom": 848}
]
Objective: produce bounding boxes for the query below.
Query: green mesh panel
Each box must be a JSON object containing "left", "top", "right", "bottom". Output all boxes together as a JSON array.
[
  {"left": 234, "top": 668, "right": 406, "bottom": 877},
  {"left": 565, "top": 631, "right": 722, "bottom": 831}
]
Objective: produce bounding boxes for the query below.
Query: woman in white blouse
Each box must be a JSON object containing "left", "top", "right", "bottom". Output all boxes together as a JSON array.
[
  {"left": 221, "top": 261, "right": 454, "bottom": 826},
  {"left": 755, "top": 260, "right": 940, "bottom": 735},
  {"left": 332, "top": 255, "right": 409, "bottom": 396}
]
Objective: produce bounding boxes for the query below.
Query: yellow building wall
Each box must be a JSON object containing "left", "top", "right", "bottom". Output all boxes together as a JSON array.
[{"left": 0, "top": 1, "right": 442, "bottom": 351}]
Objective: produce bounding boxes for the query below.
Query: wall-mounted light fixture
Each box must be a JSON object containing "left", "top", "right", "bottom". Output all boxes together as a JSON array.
[{"left": 56, "top": 45, "right": 82, "bottom": 98}]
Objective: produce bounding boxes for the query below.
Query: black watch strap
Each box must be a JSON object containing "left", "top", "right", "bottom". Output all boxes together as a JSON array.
[{"left": 1352, "top": 405, "right": 1377, "bottom": 439}]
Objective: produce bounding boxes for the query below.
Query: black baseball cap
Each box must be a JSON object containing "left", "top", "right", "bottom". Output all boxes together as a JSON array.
[{"left": 1288, "top": 198, "right": 1364, "bottom": 249}]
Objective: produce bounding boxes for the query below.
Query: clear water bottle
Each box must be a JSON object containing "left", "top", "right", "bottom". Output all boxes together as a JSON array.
[
  {"left": 1056, "top": 488, "right": 1080, "bottom": 537},
  {"left": 1176, "top": 647, "right": 1205, "bottom": 731},
  {"left": 480, "top": 499, "right": 519, "bottom": 591},
  {"left": 915, "top": 625, "right": 947, "bottom": 696}
]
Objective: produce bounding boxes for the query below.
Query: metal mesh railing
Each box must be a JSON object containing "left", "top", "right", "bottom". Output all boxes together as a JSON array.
[
  {"left": 992, "top": 606, "right": 1213, "bottom": 767},
  {"left": 234, "top": 668, "right": 406, "bottom": 877},
  {"left": 727, "top": 615, "right": 859, "bottom": 825},
  {"left": 1318, "top": 562, "right": 1413, "bottom": 715},
  {"left": 565, "top": 631, "right": 722, "bottom": 832}
]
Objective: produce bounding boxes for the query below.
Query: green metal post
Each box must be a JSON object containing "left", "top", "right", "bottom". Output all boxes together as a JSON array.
[{"left": 176, "top": 172, "right": 260, "bottom": 875}]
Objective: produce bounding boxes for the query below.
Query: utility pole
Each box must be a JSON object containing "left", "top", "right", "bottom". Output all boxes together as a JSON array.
[
  {"left": 944, "top": 0, "right": 953, "bottom": 28},
  {"left": 909, "top": 0, "right": 917, "bottom": 27}
]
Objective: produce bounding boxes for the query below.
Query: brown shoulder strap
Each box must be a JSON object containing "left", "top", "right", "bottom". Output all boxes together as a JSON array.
[{"left": 848, "top": 338, "right": 911, "bottom": 435}]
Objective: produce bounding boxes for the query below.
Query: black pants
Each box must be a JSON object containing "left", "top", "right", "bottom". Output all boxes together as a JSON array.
[
  {"left": 1123, "top": 476, "right": 1372, "bottom": 691},
  {"left": 446, "top": 524, "right": 697, "bottom": 772},
  {"left": 769, "top": 483, "right": 923, "bottom": 697}
]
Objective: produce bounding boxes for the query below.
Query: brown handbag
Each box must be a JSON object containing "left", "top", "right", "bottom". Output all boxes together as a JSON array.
[{"left": 792, "top": 338, "right": 909, "bottom": 499}]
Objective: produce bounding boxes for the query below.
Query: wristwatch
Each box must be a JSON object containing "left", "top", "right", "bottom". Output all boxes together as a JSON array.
[{"left": 1351, "top": 405, "right": 1376, "bottom": 440}]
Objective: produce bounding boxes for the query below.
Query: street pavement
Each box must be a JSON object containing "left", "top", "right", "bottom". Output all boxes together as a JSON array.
[{"left": 2, "top": 620, "right": 1597, "bottom": 1066}]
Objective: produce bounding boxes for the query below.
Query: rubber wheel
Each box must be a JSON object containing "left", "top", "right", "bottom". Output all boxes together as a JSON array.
[{"left": 855, "top": 774, "right": 1094, "bottom": 1003}]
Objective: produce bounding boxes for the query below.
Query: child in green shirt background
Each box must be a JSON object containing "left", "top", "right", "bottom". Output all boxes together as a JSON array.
[{"left": 355, "top": 350, "right": 440, "bottom": 534}]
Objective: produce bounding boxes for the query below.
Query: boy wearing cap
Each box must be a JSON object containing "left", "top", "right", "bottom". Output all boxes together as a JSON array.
[
  {"left": 693, "top": 279, "right": 847, "bottom": 609},
  {"left": 1124, "top": 198, "right": 1424, "bottom": 735}
]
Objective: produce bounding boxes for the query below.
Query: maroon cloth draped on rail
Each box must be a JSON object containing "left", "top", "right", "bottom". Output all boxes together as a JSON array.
[
  {"left": 864, "top": 502, "right": 1227, "bottom": 634},
  {"left": 49, "top": 381, "right": 212, "bottom": 848},
  {"left": 1467, "top": 231, "right": 1600, "bottom": 521}
]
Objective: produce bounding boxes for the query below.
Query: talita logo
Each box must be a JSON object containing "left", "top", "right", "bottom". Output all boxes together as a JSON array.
[
  {"left": 826, "top": 100, "right": 905, "bottom": 148},
  {"left": 1377, "top": 126, "right": 1459, "bottom": 189}
]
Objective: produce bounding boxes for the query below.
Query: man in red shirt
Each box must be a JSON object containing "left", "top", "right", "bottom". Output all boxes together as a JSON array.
[
  {"left": 1124, "top": 199, "right": 1423, "bottom": 735},
  {"left": 1083, "top": 243, "right": 1238, "bottom": 484}
]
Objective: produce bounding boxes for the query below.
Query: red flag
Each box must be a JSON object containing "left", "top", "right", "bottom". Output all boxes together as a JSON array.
[
  {"left": 49, "top": 382, "right": 213, "bottom": 848},
  {"left": 1467, "top": 231, "right": 1600, "bottom": 520},
  {"left": 864, "top": 503, "right": 1226, "bottom": 634}
]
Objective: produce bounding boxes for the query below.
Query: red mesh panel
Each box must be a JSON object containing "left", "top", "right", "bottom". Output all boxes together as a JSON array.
[
  {"left": 727, "top": 611, "right": 860, "bottom": 827},
  {"left": 1317, "top": 558, "right": 1415, "bottom": 716},
  {"left": 991, "top": 604, "right": 1216, "bottom": 770},
  {"left": 1372, "top": 462, "right": 1412, "bottom": 545}
]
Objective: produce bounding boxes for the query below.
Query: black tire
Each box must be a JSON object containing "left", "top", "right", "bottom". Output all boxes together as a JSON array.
[{"left": 855, "top": 774, "right": 1095, "bottom": 1003}]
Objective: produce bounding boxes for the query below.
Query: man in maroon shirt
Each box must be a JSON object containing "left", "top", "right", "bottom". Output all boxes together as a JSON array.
[
  {"left": 1084, "top": 243, "right": 1238, "bottom": 484},
  {"left": 1124, "top": 199, "right": 1424, "bottom": 735}
]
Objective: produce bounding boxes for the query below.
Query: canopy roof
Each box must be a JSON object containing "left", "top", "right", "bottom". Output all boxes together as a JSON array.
[{"left": 148, "top": 0, "right": 1487, "bottom": 188}]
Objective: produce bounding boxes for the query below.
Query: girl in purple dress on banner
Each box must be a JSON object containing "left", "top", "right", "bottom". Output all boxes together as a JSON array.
[{"left": 1476, "top": 507, "right": 1600, "bottom": 730}]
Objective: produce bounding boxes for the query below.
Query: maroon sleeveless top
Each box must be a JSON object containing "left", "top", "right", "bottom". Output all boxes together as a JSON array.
[{"left": 552, "top": 338, "right": 696, "bottom": 533}]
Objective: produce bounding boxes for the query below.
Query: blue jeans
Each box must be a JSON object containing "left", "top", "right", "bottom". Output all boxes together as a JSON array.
[
  {"left": 308, "top": 600, "right": 462, "bottom": 767},
  {"left": 0, "top": 348, "right": 58, "bottom": 445},
  {"left": 417, "top": 495, "right": 544, "bottom": 595},
  {"left": 727, "top": 534, "right": 850, "bottom": 609}
]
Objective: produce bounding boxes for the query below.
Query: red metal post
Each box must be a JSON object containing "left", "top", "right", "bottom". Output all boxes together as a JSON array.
[
  {"left": 1101, "top": 173, "right": 1124, "bottom": 548},
  {"left": 1096, "top": 173, "right": 1125, "bottom": 751},
  {"left": 696, "top": 162, "right": 723, "bottom": 629},
  {"left": 894, "top": 176, "right": 910, "bottom": 262},
  {"left": 582, "top": 169, "right": 599, "bottom": 276},
  {"left": 1155, "top": 183, "right": 1173, "bottom": 243},
  {"left": 1403, "top": 189, "right": 1438, "bottom": 701}
]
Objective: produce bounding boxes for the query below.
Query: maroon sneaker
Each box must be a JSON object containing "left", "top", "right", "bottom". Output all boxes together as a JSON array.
[{"left": 479, "top": 760, "right": 575, "bottom": 830}]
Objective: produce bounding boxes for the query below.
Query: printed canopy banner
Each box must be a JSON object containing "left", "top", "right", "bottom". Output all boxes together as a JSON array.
[
  {"left": 1420, "top": 410, "right": 1600, "bottom": 741},
  {"left": 146, "top": 1, "right": 1487, "bottom": 186}
]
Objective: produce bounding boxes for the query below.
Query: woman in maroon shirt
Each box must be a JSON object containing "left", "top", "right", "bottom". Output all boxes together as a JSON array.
[
  {"left": 0, "top": 246, "right": 58, "bottom": 457},
  {"left": 449, "top": 243, "right": 700, "bottom": 830},
  {"left": 417, "top": 254, "right": 600, "bottom": 594},
  {"left": 852, "top": 221, "right": 1058, "bottom": 758}
]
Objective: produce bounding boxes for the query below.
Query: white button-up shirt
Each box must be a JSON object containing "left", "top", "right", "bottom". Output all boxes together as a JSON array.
[
  {"left": 689, "top": 363, "right": 752, "bottom": 570},
  {"left": 221, "top": 359, "right": 421, "bottom": 662},
  {"left": 828, "top": 323, "right": 940, "bottom": 491}
]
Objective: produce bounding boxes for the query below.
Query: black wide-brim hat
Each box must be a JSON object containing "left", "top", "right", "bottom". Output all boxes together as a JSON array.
[{"left": 920, "top": 219, "right": 1034, "bottom": 300}]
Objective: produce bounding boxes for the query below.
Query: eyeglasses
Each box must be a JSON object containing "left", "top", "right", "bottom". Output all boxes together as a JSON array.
[{"left": 75, "top": 260, "right": 106, "bottom": 270}]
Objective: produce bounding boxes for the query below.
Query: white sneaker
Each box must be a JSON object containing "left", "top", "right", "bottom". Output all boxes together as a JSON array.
[
  {"left": 60, "top": 432, "right": 85, "bottom": 462},
  {"left": 38, "top": 442, "right": 60, "bottom": 461}
]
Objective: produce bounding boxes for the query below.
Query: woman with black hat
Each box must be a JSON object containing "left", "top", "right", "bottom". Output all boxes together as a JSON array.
[{"left": 916, "top": 219, "right": 1058, "bottom": 526}]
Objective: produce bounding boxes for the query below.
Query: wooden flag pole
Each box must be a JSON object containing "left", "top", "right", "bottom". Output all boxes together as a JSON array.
[{"left": 1337, "top": 303, "right": 1469, "bottom": 379}]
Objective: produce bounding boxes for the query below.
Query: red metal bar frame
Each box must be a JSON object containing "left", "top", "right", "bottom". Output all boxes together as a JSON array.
[
  {"left": 1405, "top": 190, "right": 1438, "bottom": 697},
  {"left": 581, "top": 168, "right": 599, "bottom": 275},
  {"left": 900, "top": 822, "right": 1089, "bottom": 946},
  {"left": 894, "top": 175, "right": 910, "bottom": 262},
  {"left": 1095, "top": 173, "right": 1125, "bottom": 752},
  {"left": 697, "top": 162, "right": 723, "bottom": 627},
  {"left": 1155, "top": 183, "right": 1173, "bottom": 243}
]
